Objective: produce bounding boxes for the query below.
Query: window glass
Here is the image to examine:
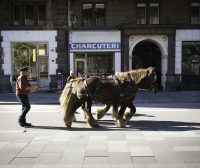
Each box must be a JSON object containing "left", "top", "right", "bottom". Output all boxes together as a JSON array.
[
  {"left": 12, "top": 42, "right": 37, "bottom": 81},
  {"left": 13, "top": 3, "right": 46, "bottom": 26},
  {"left": 82, "top": 3, "right": 93, "bottom": 26},
  {"left": 38, "top": 3, "right": 46, "bottom": 25},
  {"left": 38, "top": 43, "right": 47, "bottom": 56},
  {"left": 182, "top": 42, "right": 200, "bottom": 75},
  {"left": 95, "top": 3, "right": 105, "bottom": 26},
  {"left": 150, "top": 3, "right": 159, "bottom": 24},
  {"left": 86, "top": 53, "right": 114, "bottom": 75},
  {"left": 137, "top": 3, "right": 146, "bottom": 24},
  {"left": 24, "top": 4, "right": 35, "bottom": 25},
  {"left": 191, "top": 3, "right": 200, "bottom": 24},
  {"left": 13, "top": 4, "right": 22, "bottom": 25}
]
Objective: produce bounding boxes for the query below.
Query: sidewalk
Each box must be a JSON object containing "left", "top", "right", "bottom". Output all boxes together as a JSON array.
[
  {"left": 0, "top": 91, "right": 200, "bottom": 167},
  {"left": 0, "top": 91, "right": 200, "bottom": 105}
]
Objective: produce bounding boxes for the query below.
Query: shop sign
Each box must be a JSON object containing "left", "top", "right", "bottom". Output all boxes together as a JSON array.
[{"left": 70, "top": 42, "right": 121, "bottom": 51}]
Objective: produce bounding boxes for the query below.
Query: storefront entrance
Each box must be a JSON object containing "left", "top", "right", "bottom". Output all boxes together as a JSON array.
[
  {"left": 132, "top": 41, "right": 162, "bottom": 89},
  {"left": 12, "top": 42, "right": 48, "bottom": 88}
]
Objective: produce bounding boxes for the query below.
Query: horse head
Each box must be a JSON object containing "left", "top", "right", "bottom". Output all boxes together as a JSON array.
[{"left": 145, "top": 67, "right": 158, "bottom": 93}]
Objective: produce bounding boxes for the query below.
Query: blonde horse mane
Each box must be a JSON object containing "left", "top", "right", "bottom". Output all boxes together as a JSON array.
[{"left": 116, "top": 68, "right": 149, "bottom": 84}]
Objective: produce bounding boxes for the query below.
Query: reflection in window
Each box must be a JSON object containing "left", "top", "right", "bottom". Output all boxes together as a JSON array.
[
  {"left": 12, "top": 42, "right": 48, "bottom": 81},
  {"left": 12, "top": 43, "right": 37, "bottom": 81},
  {"left": 75, "top": 53, "right": 114, "bottom": 76},
  {"left": 137, "top": 3, "right": 146, "bottom": 24},
  {"left": 95, "top": 4, "right": 105, "bottom": 26},
  {"left": 191, "top": 3, "right": 200, "bottom": 24},
  {"left": 82, "top": 3, "right": 93, "bottom": 26},
  {"left": 86, "top": 53, "right": 114, "bottom": 75},
  {"left": 25, "top": 4, "right": 35, "bottom": 25},
  {"left": 150, "top": 3, "right": 159, "bottom": 24},
  {"left": 182, "top": 42, "right": 200, "bottom": 75}
]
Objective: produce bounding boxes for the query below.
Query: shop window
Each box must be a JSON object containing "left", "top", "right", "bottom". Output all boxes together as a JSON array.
[
  {"left": 182, "top": 41, "right": 200, "bottom": 75},
  {"left": 74, "top": 53, "right": 114, "bottom": 76},
  {"left": 82, "top": 3, "right": 105, "bottom": 27},
  {"left": 191, "top": 3, "right": 200, "bottom": 24},
  {"left": 13, "top": 2, "right": 47, "bottom": 26},
  {"left": 137, "top": 3, "right": 146, "bottom": 24},
  {"left": 12, "top": 42, "right": 48, "bottom": 81},
  {"left": 150, "top": 3, "right": 159, "bottom": 24}
]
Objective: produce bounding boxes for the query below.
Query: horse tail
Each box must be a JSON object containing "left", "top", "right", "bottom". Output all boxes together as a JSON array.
[
  {"left": 97, "top": 104, "right": 111, "bottom": 119},
  {"left": 59, "top": 81, "right": 79, "bottom": 127},
  {"left": 59, "top": 82, "right": 73, "bottom": 113}
]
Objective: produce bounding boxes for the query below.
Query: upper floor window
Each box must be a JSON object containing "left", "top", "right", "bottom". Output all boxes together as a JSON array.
[
  {"left": 137, "top": 3, "right": 146, "bottom": 24},
  {"left": 191, "top": 3, "right": 200, "bottom": 24},
  {"left": 137, "top": 2, "right": 160, "bottom": 24},
  {"left": 150, "top": 3, "right": 159, "bottom": 24},
  {"left": 13, "top": 2, "right": 47, "bottom": 26},
  {"left": 82, "top": 3, "right": 105, "bottom": 27}
]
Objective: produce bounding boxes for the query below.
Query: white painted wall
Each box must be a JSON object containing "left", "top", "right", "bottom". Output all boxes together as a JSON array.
[
  {"left": 1, "top": 30, "right": 57, "bottom": 84},
  {"left": 175, "top": 29, "right": 200, "bottom": 74},
  {"left": 129, "top": 35, "right": 168, "bottom": 89}
]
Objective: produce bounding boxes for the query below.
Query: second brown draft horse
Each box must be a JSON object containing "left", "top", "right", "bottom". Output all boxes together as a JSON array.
[{"left": 59, "top": 67, "right": 157, "bottom": 128}]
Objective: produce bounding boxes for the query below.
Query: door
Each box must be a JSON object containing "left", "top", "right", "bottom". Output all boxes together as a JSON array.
[
  {"left": 38, "top": 57, "right": 48, "bottom": 88},
  {"left": 75, "top": 59, "right": 86, "bottom": 76}
]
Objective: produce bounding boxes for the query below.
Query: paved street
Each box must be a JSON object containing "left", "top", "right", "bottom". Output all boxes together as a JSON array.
[{"left": 0, "top": 91, "right": 200, "bottom": 168}]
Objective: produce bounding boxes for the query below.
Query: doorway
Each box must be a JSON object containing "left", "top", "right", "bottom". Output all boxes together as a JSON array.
[
  {"left": 75, "top": 59, "right": 86, "bottom": 76},
  {"left": 132, "top": 41, "right": 162, "bottom": 89}
]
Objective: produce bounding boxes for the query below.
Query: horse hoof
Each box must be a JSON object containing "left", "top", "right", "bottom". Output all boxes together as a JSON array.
[
  {"left": 66, "top": 125, "right": 71, "bottom": 128},
  {"left": 116, "top": 120, "right": 125, "bottom": 128},
  {"left": 88, "top": 122, "right": 99, "bottom": 128}
]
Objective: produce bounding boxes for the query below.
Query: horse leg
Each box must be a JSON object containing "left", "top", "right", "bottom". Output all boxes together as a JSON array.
[
  {"left": 123, "top": 103, "right": 136, "bottom": 122},
  {"left": 64, "top": 100, "right": 82, "bottom": 128},
  {"left": 116, "top": 105, "right": 126, "bottom": 128},
  {"left": 84, "top": 99, "right": 99, "bottom": 127},
  {"left": 96, "top": 104, "right": 111, "bottom": 120},
  {"left": 112, "top": 104, "right": 118, "bottom": 121}
]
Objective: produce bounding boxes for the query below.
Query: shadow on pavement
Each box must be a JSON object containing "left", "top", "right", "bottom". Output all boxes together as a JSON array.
[{"left": 28, "top": 119, "right": 200, "bottom": 132}]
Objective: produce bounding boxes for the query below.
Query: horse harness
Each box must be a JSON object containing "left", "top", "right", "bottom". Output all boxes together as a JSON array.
[{"left": 82, "top": 76, "right": 136, "bottom": 100}]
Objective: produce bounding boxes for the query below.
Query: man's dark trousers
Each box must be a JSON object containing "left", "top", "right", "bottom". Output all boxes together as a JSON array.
[{"left": 16, "top": 94, "right": 31, "bottom": 123}]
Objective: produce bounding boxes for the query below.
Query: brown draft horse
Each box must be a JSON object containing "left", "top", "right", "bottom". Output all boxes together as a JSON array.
[{"left": 59, "top": 67, "right": 158, "bottom": 128}]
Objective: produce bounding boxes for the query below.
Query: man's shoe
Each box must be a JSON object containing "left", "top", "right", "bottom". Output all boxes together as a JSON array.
[{"left": 19, "top": 122, "right": 32, "bottom": 127}]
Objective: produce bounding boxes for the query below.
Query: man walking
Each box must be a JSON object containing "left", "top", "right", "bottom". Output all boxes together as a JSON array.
[{"left": 16, "top": 66, "right": 37, "bottom": 127}]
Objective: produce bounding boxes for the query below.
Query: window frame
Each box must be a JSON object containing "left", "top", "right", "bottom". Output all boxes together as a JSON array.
[
  {"left": 136, "top": 3, "right": 147, "bottom": 24},
  {"left": 149, "top": 2, "right": 160, "bottom": 24},
  {"left": 12, "top": 2, "right": 47, "bottom": 26},
  {"left": 82, "top": 2, "right": 106, "bottom": 27},
  {"left": 191, "top": 2, "right": 200, "bottom": 24}
]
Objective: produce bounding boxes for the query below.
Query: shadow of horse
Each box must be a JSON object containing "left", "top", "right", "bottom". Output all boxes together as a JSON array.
[{"left": 29, "top": 119, "right": 200, "bottom": 132}]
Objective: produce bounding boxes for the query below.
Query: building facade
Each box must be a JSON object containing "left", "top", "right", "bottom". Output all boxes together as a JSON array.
[
  {"left": 69, "top": 0, "right": 200, "bottom": 91},
  {"left": 0, "top": 0, "right": 69, "bottom": 92},
  {"left": 0, "top": 0, "right": 200, "bottom": 92}
]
